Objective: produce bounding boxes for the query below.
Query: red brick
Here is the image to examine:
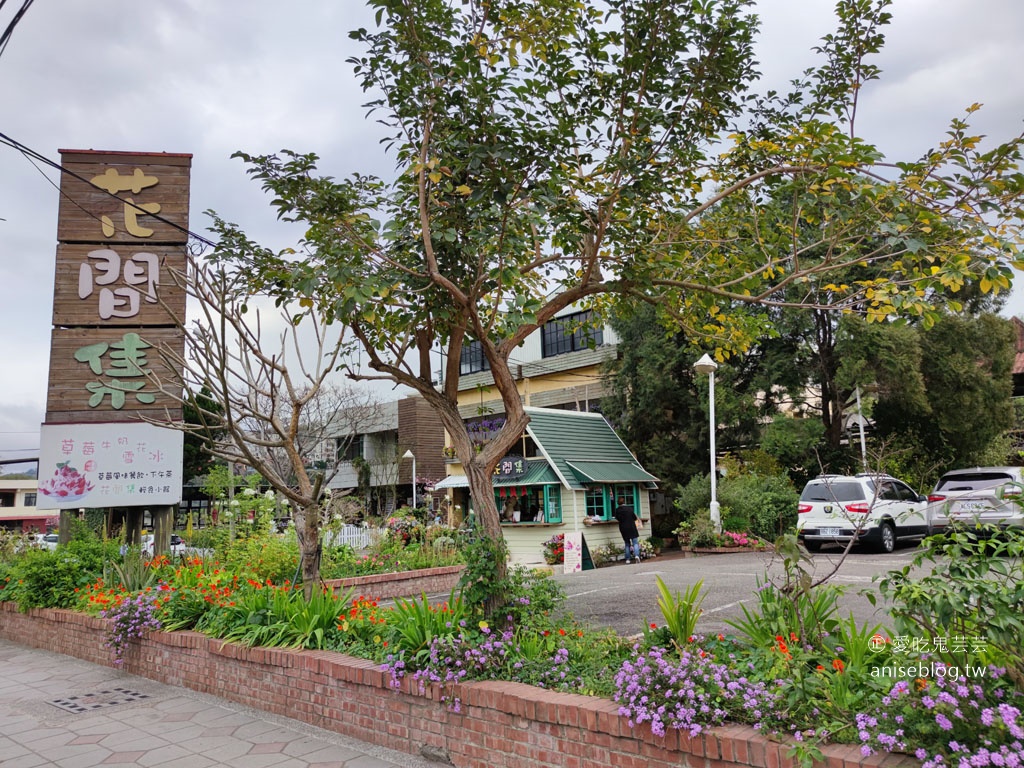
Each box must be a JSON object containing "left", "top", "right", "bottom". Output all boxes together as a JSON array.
[{"left": 0, "top": 601, "right": 913, "bottom": 768}]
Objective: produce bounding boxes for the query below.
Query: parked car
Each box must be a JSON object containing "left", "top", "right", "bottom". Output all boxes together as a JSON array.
[
  {"left": 927, "top": 467, "right": 1024, "bottom": 534},
  {"left": 32, "top": 533, "right": 60, "bottom": 551},
  {"left": 140, "top": 533, "right": 188, "bottom": 556},
  {"left": 796, "top": 474, "right": 929, "bottom": 553}
]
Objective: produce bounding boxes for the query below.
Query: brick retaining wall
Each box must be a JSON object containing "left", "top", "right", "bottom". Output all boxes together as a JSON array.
[
  {"left": 0, "top": 602, "right": 914, "bottom": 768},
  {"left": 325, "top": 564, "right": 464, "bottom": 600}
]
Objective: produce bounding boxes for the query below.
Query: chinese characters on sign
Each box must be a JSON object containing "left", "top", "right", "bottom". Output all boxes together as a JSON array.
[
  {"left": 37, "top": 423, "right": 184, "bottom": 509},
  {"left": 45, "top": 150, "right": 190, "bottom": 423},
  {"left": 73, "top": 332, "right": 156, "bottom": 409},
  {"left": 78, "top": 249, "right": 160, "bottom": 319},
  {"left": 494, "top": 454, "right": 527, "bottom": 480}
]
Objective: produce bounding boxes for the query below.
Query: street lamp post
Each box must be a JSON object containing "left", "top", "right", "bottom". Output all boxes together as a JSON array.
[
  {"left": 402, "top": 449, "right": 417, "bottom": 509},
  {"left": 693, "top": 354, "right": 721, "bottom": 534}
]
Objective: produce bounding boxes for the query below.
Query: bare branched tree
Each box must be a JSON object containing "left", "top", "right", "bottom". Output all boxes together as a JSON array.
[{"left": 149, "top": 255, "right": 382, "bottom": 597}]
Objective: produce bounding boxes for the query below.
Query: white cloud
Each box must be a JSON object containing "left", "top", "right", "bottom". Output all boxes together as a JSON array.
[{"left": 1, "top": 0, "right": 1022, "bottom": 464}]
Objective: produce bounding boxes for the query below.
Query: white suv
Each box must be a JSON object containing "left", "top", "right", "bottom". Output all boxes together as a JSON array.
[
  {"left": 927, "top": 467, "right": 1024, "bottom": 534},
  {"left": 796, "top": 474, "right": 929, "bottom": 554}
]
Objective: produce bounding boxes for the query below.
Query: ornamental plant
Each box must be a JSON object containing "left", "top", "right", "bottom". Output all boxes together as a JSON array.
[
  {"left": 857, "top": 668, "right": 1024, "bottom": 768},
  {"left": 614, "top": 644, "right": 782, "bottom": 737},
  {"left": 101, "top": 590, "right": 162, "bottom": 665},
  {"left": 542, "top": 533, "right": 565, "bottom": 565},
  {"left": 873, "top": 526, "right": 1024, "bottom": 689}
]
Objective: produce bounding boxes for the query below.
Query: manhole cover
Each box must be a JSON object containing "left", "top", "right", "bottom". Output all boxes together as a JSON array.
[{"left": 48, "top": 687, "right": 152, "bottom": 714}]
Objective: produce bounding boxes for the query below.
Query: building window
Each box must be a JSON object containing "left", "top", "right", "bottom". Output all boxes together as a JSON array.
[
  {"left": 585, "top": 487, "right": 608, "bottom": 520},
  {"left": 541, "top": 310, "right": 603, "bottom": 358},
  {"left": 612, "top": 484, "right": 638, "bottom": 514},
  {"left": 460, "top": 340, "right": 491, "bottom": 375},
  {"left": 24, "top": 493, "right": 37, "bottom": 507},
  {"left": 336, "top": 434, "right": 365, "bottom": 463}
]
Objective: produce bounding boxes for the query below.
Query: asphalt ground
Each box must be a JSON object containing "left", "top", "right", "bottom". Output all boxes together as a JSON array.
[{"left": 550, "top": 542, "right": 924, "bottom": 638}]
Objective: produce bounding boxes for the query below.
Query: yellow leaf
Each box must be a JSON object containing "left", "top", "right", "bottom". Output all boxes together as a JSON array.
[
  {"left": 299, "top": 297, "right": 313, "bottom": 308},
  {"left": 456, "top": 184, "right": 472, "bottom": 196},
  {"left": 428, "top": 171, "right": 442, "bottom": 183}
]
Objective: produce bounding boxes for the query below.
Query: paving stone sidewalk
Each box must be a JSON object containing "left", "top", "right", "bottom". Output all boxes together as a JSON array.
[{"left": 0, "top": 638, "right": 439, "bottom": 768}]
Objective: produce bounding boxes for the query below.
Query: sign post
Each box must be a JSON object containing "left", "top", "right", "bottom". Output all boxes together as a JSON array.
[{"left": 39, "top": 150, "right": 191, "bottom": 551}]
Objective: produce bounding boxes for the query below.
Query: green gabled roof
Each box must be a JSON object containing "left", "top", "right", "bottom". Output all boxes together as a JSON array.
[
  {"left": 523, "top": 407, "right": 658, "bottom": 490},
  {"left": 565, "top": 460, "right": 659, "bottom": 485}
]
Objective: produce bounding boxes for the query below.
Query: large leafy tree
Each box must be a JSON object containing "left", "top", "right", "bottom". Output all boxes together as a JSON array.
[
  {"left": 207, "top": 0, "right": 1024, "bottom": 587},
  {"left": 603, "top": 303, "right": 799, "bottom": 491},
  {"left": 869, "top": 312, "right": 1016, "bottom": 472}
]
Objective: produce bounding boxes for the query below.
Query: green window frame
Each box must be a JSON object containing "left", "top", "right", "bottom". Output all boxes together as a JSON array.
[
  {"left": 585, "top": 487, "right": 607, "bottom": 520},
  {"left": 611, "top": 485, "right": 639, "bottom": 519},
  {"left": 492, "top": 485, "right": 562, "bottom": 523},
  {"left": 543, "top": 485, "right": 562, "bottom": 523}
]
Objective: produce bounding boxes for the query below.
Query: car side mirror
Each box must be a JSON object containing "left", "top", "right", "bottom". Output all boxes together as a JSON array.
[{"left": 918, "top": 494, "right": 928, "bottom": 503}]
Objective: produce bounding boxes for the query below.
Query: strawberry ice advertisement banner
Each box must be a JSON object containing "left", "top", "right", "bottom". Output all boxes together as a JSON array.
[{"left": 37, "top": 422, "right": 184, "bottom": 509}]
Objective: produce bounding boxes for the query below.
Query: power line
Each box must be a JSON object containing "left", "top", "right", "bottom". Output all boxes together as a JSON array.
[
  {"left": 0, "top": 0, "right": 35, "bottom": 60},
  {"left": 0, "top": 131, "right": 218, "bottom": 250}
]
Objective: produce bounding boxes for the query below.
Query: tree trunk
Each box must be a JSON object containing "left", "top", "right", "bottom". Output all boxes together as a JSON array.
[
  {"left": 293, "top": 502, "right": 322, "bottom": 599},
  {"left": 427, "top": 394, "right": 530, "bottom": 614}
]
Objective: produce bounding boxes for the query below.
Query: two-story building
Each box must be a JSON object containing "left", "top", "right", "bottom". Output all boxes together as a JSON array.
[
  {"left": 325, "top": 395, "right": 444, "bottom": 515},
  {"left": 0, "top": 478, "right": 56, "bottom": 533}
]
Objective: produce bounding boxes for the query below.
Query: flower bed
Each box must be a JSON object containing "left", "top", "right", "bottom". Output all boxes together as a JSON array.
[
  {"left": 0, "top": 601, "right": 912, "bottom": 768},
  {"left": 2, "top": 528, "right": 1020, "bottom": 767}
]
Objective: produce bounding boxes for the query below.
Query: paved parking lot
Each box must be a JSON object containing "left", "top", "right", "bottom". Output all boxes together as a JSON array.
[{"left": 551, "top": 543, "right": 923, "bottom": 637}]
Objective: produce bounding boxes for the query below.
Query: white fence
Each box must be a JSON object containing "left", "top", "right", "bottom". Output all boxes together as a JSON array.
[{"left": 324, "top": 525, "right": 385, "bottom": 550}]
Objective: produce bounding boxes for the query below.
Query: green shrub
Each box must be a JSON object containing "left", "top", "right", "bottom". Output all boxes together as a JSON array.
[
  {"left": 673, "top": 474, "right": 711, "bottom": 521},
  {"left": 674, "top": 512, "right": 719, "bottom": 548},
  {"left": 2, "top": 546, "right": 107, "bottom": 611},
  {"left": 188, "top": 526, "right": 228, "bottom": 551},
  {"left": 719, "top": 473, "right": 799, "bottom": 540},
  {"left": 874, "top": 526, "right": 1024, "bottom": 690},
  {"left": 220, "top": 533, "right": 299, "bottom": 583},
  {"left": 457, "top": 532, "right": 508, "bottom": 614}
]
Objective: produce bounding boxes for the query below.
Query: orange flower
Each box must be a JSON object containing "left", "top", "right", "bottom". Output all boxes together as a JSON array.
[
  {"left": 789, "top": 632, "right": 799, "bottom": 643},
  {"left": 816, "top": 665, "right": 825, "bottom": 671},
  {"left": 559, "top": 628, "right": 567, "bottom": 636},
  {"left": 832, "top": 659, "right": 845, "bottom": 673}
]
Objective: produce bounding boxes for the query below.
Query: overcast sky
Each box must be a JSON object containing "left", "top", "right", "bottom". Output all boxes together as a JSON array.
[{"left": 1, "top": 0, "right": 1023, "bottom": 470}]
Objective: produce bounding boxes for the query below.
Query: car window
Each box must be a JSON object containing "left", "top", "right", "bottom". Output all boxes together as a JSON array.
[
  {"left": 935, "top": 472, "right": 1015, "bottom": 492},
  {"left": 877, "top": 481, "right": 900, "bottom": 501},
  {"left": 894, "top": 482, "right": 919, "bottom": 501},
  {"left": 800, "top": 481, "right": 865, "bottom": 502}
]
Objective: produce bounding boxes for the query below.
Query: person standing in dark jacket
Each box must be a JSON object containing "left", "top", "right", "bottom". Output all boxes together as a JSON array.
[{"left": 613, "top": 497, "right": 642, "bottom": 563}]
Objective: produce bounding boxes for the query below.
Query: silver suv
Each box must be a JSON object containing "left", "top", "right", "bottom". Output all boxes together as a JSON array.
[
  {"left": 796, "top": 474, "right": 929, "bottom": 554},
  {"left": 928, "top": 467, "right": 1024, "bottom": 533}
]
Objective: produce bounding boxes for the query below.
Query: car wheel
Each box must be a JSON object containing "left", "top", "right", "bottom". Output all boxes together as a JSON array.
[
  {"left": 877, "top": 522, "right": 896, "bottom": 554},
  {"left": 804, "top": 540, "right": 822, "bottom": 553}
]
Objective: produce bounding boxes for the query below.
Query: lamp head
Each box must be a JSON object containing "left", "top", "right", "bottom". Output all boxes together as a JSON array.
[
  {"left": 402, "top": 450, "right": 415, "bottom": 460},
  {"left": 693, "top": 353, "right": 719, "bottom": 375}
]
